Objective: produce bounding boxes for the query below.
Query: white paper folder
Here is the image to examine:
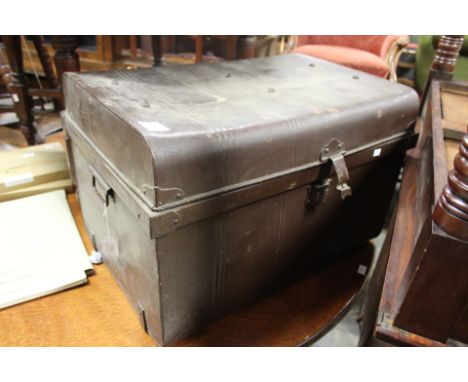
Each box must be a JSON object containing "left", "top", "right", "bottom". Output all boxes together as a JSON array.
[{"left": 0, "top": 190, "right": 92, "bottom": 309}]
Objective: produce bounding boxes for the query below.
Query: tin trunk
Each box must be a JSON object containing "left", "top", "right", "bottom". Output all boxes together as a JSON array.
[{"left": 63, "top": 54, "right": 419, "bottom": 345}]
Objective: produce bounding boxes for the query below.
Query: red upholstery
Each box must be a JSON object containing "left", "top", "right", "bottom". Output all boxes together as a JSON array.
[
  {"left": 292, "top": 35, "right": 407, "bottom": 78},
  {"left": 292, "top": 45, "right": 389, "bottom": 78}
]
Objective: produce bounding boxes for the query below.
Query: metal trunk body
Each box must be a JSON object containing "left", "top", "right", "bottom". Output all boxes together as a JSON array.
[{"left": 63, "top": 54, "right": 419, "bottom": 345}]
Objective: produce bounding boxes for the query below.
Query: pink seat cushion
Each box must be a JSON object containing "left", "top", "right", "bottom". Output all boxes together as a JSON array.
[{"left": 291, "top": 45, "right": 389, "bottom": 78}]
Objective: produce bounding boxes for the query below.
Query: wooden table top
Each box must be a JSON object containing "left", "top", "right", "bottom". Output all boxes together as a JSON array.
[{"left": 0, "top": 193, "right": 372, "bottom": 347}]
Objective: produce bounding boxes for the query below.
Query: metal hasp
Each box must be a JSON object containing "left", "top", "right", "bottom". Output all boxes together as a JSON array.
[{"left": 320, "top": 139, "right": 352, "bottom": 199}]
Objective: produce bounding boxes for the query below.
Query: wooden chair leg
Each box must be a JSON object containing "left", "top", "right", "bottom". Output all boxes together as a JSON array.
[
  {"left": 51, "top": 36, "right": 80, "bottom": 85},
  {"left": 1, "top": 35, "right": 40, "bottom": 145},
  {"left": 194, "top": 36, "right": 203, "bottom": 64},
  {"left": 152, "top": 36, "right": 165, "bottom": 67},
  {"left": 32, "top": 36, "right": 63, "bottom": 111},
  {"left": 226, "top": 36, "right": 238, "bottom": 60},
  {"left": 237, "top": 36, "right": 257, "bottom": 59},
  {"left": 129, "top": 35, "right": 138, "bottom": 60},
  {"left": 51, "top": 36, "right": 80, "bottom": 108}
]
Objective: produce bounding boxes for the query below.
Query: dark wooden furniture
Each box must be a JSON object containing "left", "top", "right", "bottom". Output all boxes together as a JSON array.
[
  {"left": 51, "top": 36, "right": 80, "bottom": 88},
  {"left": 419, "top": 35, "right": 465, "bottom": 115},
  {"left": 0, "top": 36, "right": 126, "bottom": 73},
  {"left": 0, "top": 36, "right": 80, "bottom": 145},
  {"left": 360, "top": 35, "right": 468, "bottom": 347},
  {"left": 361, "top": 82, "right": 467, "bottom": 347},
  {"left": 1, "top": 36, "right": 40, "bottom": 144},
  {"left": 382, "top": 86, "right": 466, "bottom": 346},
  {"left": 151, "top": 36, "right": 258, "bottom": 66}
]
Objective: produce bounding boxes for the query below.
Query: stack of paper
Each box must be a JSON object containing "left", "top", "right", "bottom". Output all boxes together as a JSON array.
[
  {"left": 0, "top": 142, "right": 72, "bottom": 202},
  {"left": 0, "top": 190, "right": 92, "bottom": 309}
]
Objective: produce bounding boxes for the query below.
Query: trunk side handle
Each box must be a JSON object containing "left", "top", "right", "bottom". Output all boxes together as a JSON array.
[{"left": 89, "top": 165, "right": 114, "bottom": 206}]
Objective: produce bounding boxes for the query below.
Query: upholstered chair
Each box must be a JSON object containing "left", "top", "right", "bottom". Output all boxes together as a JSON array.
[{"left": 291, "top": 35, "right": 409, "bottom": 80}]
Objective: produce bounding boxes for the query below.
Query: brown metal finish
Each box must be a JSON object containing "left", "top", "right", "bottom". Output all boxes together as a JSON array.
[
  {"left": 63, "top": 54, "right": 419, "bottom": 212},
  {"left": 63, "top": 54, "right": 419, "bottom": 345}
]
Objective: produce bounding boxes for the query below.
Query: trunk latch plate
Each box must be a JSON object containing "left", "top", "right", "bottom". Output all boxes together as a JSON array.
[{"left": 320, "top": 139, "right": 352, "bottom": 199}]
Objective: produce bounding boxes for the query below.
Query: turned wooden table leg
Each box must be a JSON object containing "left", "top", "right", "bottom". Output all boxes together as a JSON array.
[
  {"left": 32, "top": 36, "right": 63, "bottom": 111},
  {"left": 152, "top": 36, "right": 165, "bottom": 67},
  {"left": 226, "top": 36, "right": 238, "bottom": 60},
  {"left": 433, "top": 128, "right": 468, "bottom": 240},
  {"left": 431, "top": 35, "right": 465, "bottom": 76},
  {"left": 237, "top": 36, "right": 257, "bottom": 59},
  {"left": 51, "top": 36, "right": 79, "bottom": 110},
  {"left": 51, "top": 36, "right": 80, "bottom": 93},
  {"left": 420, "top": 35, "right": 464, "bottom": 114},
  {"left": 194, "top": 35, "right": 203, "bottom": 64},
  {"left": 1, "top": 35, "right": 39, "bottom": 145}
]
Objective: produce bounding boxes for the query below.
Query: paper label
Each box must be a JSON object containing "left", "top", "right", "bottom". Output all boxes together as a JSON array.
[
  {"left": 138, "top": 121, "right": 170, "bottom": 132},
  {"left": 372, "top": 148, "right": 382, "bottom": 157},
  {"left": 12, "top": 94, "right": 19, "bottom": 103},
  {"left": 3, "top": 172, "right": 34, "bottom": 188},
  {"left": 357, "top": 264, "right": 368, "bottom": 276},
  {"left": 102, "top": 237, "right": 119, "bottom": 258}
]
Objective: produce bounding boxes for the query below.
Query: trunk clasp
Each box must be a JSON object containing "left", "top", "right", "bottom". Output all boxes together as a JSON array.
[{"left": 320, "top": 139, "right": 352, "bottom": 200}]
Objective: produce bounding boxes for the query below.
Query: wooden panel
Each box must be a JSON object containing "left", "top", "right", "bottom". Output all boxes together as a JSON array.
[
  {"left": 378, "top": 151, "right": 419, "bottom": 316},
  {"left": 431, "top": 82, "right": 449, "bottom": 202},
  {"left": 441, "top": 82, "right": 468, "bottom": 140},
  {"left": 375, "top": 151, "right": 445, "bottom": 347},
  {"left": 375, "top": 81, "right": 468, "bottom": 346},
  {"left": 445, "top": 139, "right": 459, "bottom": 171},
  {"left": 452, "top": 306, "right": 468, "bottom": 343},
  {"left": 441, "top": 87, "right": 468, "bottom": 134}
]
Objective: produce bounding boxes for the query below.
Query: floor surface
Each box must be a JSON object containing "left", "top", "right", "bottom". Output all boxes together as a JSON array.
[{"left": 312, "top": 229, "right": 387, "bottom": 346}]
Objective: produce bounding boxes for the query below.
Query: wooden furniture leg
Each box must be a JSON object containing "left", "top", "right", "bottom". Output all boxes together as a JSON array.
[
  {"left": 0, "top": 53, "right": 13, "bottom": 106},
  {"left": 51, "top": 36, "right": 80, "bottom": 109},
  {"left": 433, "top": 128, "right": 468, "bottom": 240},
  {"left": 129, "top": 35, "right": 138, "bottom": 60},
  {"left": 420, "top": 35, "right": 464, "bottom": 114},
  {"left": 237, "top": 36, "right": 257, "bottom": 59},
  {"left": 152, "top": 36, "right": 165, "bottom": 67},
  {"left": 226, "top": 36, "right": 238, "bottom": 60},
  {"left": 194, "top": 36, "right": 203, "bottom": 64},
  {"left": 32, "top": 36, "right": 63, "bottom": 111},
  {"left": 51, "top": 36, "right": 80, "bottom": 85},
  {"left": 1, "top": 35, "right": 39, "bottom": 145}
]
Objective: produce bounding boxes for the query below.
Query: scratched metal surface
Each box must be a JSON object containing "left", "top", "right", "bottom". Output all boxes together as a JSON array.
[
  {"left": 63, "top": 55, "right": 420, "bottom": 345},
  {"left": 63, "top": 54, "right": 419, "bottom": 210}
]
